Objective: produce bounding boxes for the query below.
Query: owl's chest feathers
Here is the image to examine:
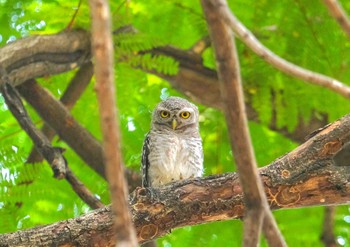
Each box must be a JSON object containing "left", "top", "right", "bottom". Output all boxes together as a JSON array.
[{"left": 148, "top": 131, "right": 203, "bottom": 185}]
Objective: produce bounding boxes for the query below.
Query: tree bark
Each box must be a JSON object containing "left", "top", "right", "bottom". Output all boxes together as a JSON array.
[
  {"left": 88, "top": 0, "right": 138, "bottom": 245},
  {"left": 1, "top": 113, "right": 350, "bottom": 246}
]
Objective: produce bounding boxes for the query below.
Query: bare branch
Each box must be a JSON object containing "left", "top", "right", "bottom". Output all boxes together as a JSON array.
[
  {"left": 16, "top": 80, "right": 142, "bottom": 191},
  {"left": 88, "top": 0, "right": 138, "bottom": 246},
  {"left": 201, "top": 1, "right": 286, "bottom": 245},
  {"left": 0, "top": 80, "right": 66, "bottom": 178},
  {"left": 323, "top": 0, "right": 350, "bottom": 38},
  {"left": 65, "top": 167, "right": 105, "bottom": 209},
  {"left": 1, "top": 69, "right": 103, "bottom": 209},
  {"left": 210, "top": 0, "right": 350, "bottom": 98},
  {"left": 27, "top": 62, "right": 94, "bottom": 163},
  {"left": 17, "top": 80, "right": 105, "bottom": 177}
]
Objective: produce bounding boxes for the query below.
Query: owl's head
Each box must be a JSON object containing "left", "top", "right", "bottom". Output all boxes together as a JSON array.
[{"left": 151, "top": 96, "right": 199, "bottom": 133}]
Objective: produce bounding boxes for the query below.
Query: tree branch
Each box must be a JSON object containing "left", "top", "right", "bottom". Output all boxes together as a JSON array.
[
  {"left": 210, "top": 0, "right": 350, "bottom": 98},
  {"left": 201, "top": 1, "right": 285, "bottom": 246},
  {"left": 0, "top": 30, "right": 91, "bottom": 87},
  {"left": 88, "top": 0, "right": 138, "bottom": 246},
  {"left": 0, "top": 79, "right": 66, "bottom": 178},
  {"left": 323, "top": 0, "right": 350, "bottom": 38},
  {"left": 1, "top": 112, "right": 350, "bottom": 245},
  {"left": 26, "top": 61, "right": 94, "bottom": 163},
  {"left": 0, "top": 68, "right": 104, "bottom": 209},
  {"left": 17, "top": 80, "right": 105, "bottom": 177},
  {"left": 16, "top": 79, "right": 142, "bottom": 191},
  {"left": 65, "top": 166, "right": 105, "bottom": 209}
]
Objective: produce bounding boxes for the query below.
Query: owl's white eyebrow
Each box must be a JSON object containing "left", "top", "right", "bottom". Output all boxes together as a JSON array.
[{"left": 178, "top": 107, "right": 194, "bottom": 112}]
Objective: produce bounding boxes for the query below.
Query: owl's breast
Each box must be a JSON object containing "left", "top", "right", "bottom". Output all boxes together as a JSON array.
[{"left": 148, "top": 132, "right": 203, "bottom": 186}]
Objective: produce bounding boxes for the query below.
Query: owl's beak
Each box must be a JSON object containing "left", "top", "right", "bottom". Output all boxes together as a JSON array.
[{"left": 172, "top": 119, "right": 177, "bottom": 130}]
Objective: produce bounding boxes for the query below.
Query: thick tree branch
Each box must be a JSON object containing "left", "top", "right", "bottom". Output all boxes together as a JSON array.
[
  {"left": 323, "top": 0, "right": 350, "bottom": 38},
  {"left": 210, "top": 0, "right": 350, "bottom": 98},
  {"left": 0, "top": 30, "right": 91, "bottom": 87},
  {"left": 88, "top": 0, "right": 138, "bottom": 246},
  {"left": 1, "top": 112, "right": 350, "bottom": 246},
  {"left": 201, "top": 1, "right": 285, "bottom": 246},
  {"left": 27, "top": 62, "right": 94, "bottom": 163}
]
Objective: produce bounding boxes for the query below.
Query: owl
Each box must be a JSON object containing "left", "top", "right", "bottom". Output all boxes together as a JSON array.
[{"left": 141, "top": 96, "right": 204, "bottom": 187}]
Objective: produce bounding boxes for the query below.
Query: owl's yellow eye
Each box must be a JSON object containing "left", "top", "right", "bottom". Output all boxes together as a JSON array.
[
  {"left": 160, "top": 110, "right": 170, "bottom": 118},
  {"left": 180, "top": 111, "right": 191, "bottom": 119}
]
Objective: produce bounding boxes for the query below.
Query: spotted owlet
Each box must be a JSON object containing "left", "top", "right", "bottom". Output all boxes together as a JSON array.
[{"left": 141, "top": 96, "right": 204, "bottom": 187}]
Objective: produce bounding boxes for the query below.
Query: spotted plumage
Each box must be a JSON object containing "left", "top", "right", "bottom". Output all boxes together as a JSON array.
[{"left": 141, "top": 96, "right": 203, "bottom": 187}]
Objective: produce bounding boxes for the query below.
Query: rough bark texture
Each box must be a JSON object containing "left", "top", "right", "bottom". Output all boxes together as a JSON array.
[
  {"left": 1, "top": 113, "right": 350, "bottom": 246},
  {"left": 0, "top": 30, "right": 91, "bottom": 87}
]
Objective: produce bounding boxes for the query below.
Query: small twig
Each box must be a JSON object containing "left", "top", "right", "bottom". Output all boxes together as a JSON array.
[
  {"left": 65, "top": 166, "right": 105, "bottom": 209},
  {"left": 26, "top": 62, "right": 94, "bottom": 163},
  {"left": 0, "top": 69, "right": 66, "bottom": 178},
  {"left": 323, "top": 0, "right": 350, "bottom": 38},
  {"left": 201, "top": 0, "right": 286, "bottom": 246},
  {"left": 88, "top": 0, "right": 138, "bottom": 246},
  {"left": 320, "top": 206, "right": 337, "bottom": 247},
  {"left": 65, "top": 0, "right": 83, "bottom": 30},
  {"left": 211, "top": 0, "right": 350, "bottom": 98}
]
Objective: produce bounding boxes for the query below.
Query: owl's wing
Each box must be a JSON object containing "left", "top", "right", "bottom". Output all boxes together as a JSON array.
[{"left": 141, "top": 133, "right": 151, "bottom": 187}]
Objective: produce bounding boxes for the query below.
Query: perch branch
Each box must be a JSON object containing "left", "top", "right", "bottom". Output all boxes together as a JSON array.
[
  {"left": 88, "top": 0, "right": 138, "bottom": 246},
  {"left": 323, "top": 0, "right": 350, "bottom": 38},
  {"left": 0, "top": 73, "right": 66, "bottom": 178},
  {"left": 27, "top": 62, "right": 94, "bottom": 163},
  {"left": 201, "top": 1, "right": 285, "bottom": 246},
  {"left": 210, "top": 0, "right": 350, "bottom": 98},
  {"left": 1, "top": 111, "right": 350, "bottom": 245}
]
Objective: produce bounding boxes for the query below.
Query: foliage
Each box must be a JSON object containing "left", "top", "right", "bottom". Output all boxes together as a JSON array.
[{"left": 1, "top": 0, "right": 350, "bottom": 246}]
